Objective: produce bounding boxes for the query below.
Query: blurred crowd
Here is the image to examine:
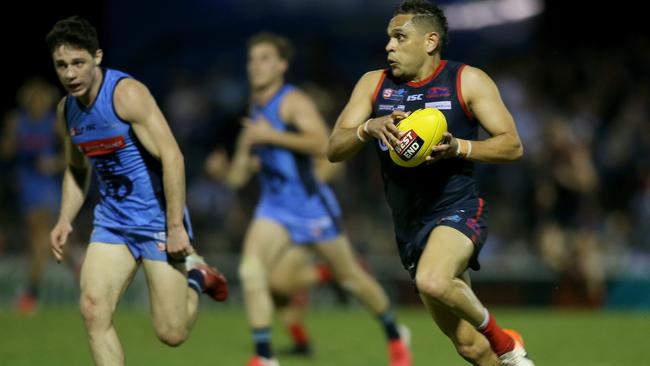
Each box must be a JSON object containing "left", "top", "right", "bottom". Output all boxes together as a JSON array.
[{"left": 1, "top": 31, "right": 648, "bottom": 309}]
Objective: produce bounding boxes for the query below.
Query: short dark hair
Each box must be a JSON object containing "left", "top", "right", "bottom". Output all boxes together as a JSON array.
[
  {"left": 247, "top": 32, "right": 294, "bottom": 62},
  {"left": 394, "top": 0, "right": 449, "bottom": 50},
  {"left": 45, "top": 16, "right": 100, "bottom": 55}
]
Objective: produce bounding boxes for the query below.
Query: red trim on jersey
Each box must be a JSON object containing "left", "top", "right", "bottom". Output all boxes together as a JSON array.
[
  {"left": 456, "top": 64, "right": 475, "bottom": 120},
  {"left": 78, "top": 136, "right": 126, "bottom": 157},
  {"left": 407, "top": 60, "right": 448, "bottom": 87},
  {"left": 470, "top": 198, "right": 485, "bottom": 243},
  {"left": 371, "top": 70, "right": 388, "bottom": 105}
]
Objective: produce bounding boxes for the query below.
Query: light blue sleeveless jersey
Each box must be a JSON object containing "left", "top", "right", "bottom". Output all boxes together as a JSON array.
[
  {"left": 65, "top": 69, "right": 192, "bottom": 236},
  {"left": 252, "top": 85, "right": 341, "bottom": 244}
]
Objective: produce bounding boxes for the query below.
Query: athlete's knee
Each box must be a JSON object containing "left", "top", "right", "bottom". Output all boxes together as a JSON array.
[
  {"left": 155, "top": 324, "right": 189, "bottom": 347},
  {"left": 415, "top": 273, "right": 453, "bottom": 303},
  {"left": 238, "top": 257, "right": 267, "bottom": 291},
  {"left": 79, "top": 292, "right": 111, "bottom": 330}
]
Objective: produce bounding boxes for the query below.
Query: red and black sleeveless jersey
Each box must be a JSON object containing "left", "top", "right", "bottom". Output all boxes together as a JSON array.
[{"left": 370, "top": 60, "right": 481, "bottom": 235}]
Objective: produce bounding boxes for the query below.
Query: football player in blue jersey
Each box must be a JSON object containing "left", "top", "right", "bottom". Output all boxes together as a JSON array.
[
  {"left": 45, "top": 16, "right": 228, "bottom": 366},
  {"left": 328, "top": 1, "right": 534, "bottom": 365},
  {"left": 1, "top": 77, "right": 69, "bottom": 314},
  {"left": 228, "top": 32, "right": 411, "bottom": 366}
]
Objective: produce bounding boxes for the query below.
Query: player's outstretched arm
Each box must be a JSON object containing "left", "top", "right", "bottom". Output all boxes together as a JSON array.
[
  {"left": 114, "top": 79, "right": 191, "bottom": 259},
  {"left": 457, "top": 66, "right": 524, "bottom": 162},
  {"left": 327, "top": 70, "right": 406, "bottom": 162},
  {"left": 51, "top": 98, "right": 90, "bottom": 261}
]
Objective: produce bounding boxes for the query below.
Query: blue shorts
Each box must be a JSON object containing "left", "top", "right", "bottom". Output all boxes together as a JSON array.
[
  {"left": 90, "top": 226, "right": 169, "bottom": 262},
  {"left": 255, "top": 185, "right": 342, "bottom": 244},
  {"left": 397, "top": 197, "right": 488, "bottom": 278}
]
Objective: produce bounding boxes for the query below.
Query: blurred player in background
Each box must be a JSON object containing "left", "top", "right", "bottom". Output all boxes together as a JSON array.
[
  {"left": 206, "top": 146, "right": 347, "bottom": 357},
  {"left": 1, "top": 77, "right": 67, "bottom": 314},
  {"left": 327, "top": 1, "right": 534, "bottom": 365},
  {"left": 45, "top": 16, "right": 228, "bottom": 365},
  {"left": 535, "top": 115, "right": 603, "bottom": 307},
  {"left": 229, "top": 32, "right": 411, "bottom": 366}
]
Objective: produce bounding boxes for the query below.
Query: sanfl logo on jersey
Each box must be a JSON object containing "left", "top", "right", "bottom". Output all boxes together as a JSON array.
[{"left": 382, "top": 88, "right": 407, "bottom": 102}]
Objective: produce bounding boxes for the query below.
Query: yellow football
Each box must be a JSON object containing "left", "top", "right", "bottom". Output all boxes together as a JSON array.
[{"left": 389, "top": 108, "right": 448, "bottom": 167}]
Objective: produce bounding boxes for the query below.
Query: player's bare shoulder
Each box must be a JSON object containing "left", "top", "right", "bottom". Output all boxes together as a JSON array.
[
  {"left": 458, "top": 65, "right": 499, "bottom": 102},
  {"left": 280, "top": 87, "right": 320, "bottom": 122},
  {"left": 283, "top": 88, "right": 313, "bottom": 107},
  {"left": 114, "top": 78, "right": 150, "bottom": 103},
  {"left": 358, "top": 69, "right": 386, "bottom": 92},
  {"left": 113, "top": 78, "right": 154, "bottom": 122}
]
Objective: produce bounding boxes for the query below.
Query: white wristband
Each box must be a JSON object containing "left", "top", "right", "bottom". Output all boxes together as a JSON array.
[
  {"left": 456, "top": 139, "right": 473, "bottom": 159},
  {"left": 356, "top": 124, "right": 366, "bottom": 142},
  {"left": 363, "top": 120, "right": 370, "bottom": 134}
]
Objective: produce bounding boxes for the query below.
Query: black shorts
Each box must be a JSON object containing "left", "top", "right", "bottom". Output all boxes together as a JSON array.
[{"left": 397, "top": 197, "right": 488, "bottom": 278}]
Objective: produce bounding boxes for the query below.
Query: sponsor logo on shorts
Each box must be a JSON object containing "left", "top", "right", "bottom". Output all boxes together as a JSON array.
[
  {"left": 154, "top": 232, "right": 167, "bottom": 252},
  {"left": 308, "top": 217, "right": 332, "bottom": 238},
  {"left": 440, "top": 214, "right": 462, "bottom": 223}
]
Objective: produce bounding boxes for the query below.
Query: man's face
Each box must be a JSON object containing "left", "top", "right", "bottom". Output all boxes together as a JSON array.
[
  {"left": 247, "top": 43, "right": 287, "bottom": 89},
  {"left": 385, "top": 14, "right": 429, "bottom": 79},
  {"left": 52, "top": 44, "right": 102, "bottom": 98}
]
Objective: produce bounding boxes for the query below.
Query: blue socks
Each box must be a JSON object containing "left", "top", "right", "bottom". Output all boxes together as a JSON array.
[
  {"left": 187, "top": 269, "right": 204, "bottom": 295},
  {"left": 253, "top": 328, "right": 272, "bottom": 358},
  {"left": 379, "top": 311, "right": 400, "bottom": 340}
]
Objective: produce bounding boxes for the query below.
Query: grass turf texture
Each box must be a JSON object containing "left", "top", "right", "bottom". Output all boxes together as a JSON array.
[{"left": 1, "top": 307, "right": 648, "bottom": 365}]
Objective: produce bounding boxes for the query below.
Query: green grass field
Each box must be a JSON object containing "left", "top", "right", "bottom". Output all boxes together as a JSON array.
[{"left": 1, "top": 306, "right": 648, "bottom": 365}]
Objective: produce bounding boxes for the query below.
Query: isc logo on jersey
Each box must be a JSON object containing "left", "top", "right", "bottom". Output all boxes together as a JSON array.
[
  {"left": 406, "top": 94, "right": 423, "bottom": 102},
  {"left": 389, "top": 108, "right": 448, "bottom": 168}
]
